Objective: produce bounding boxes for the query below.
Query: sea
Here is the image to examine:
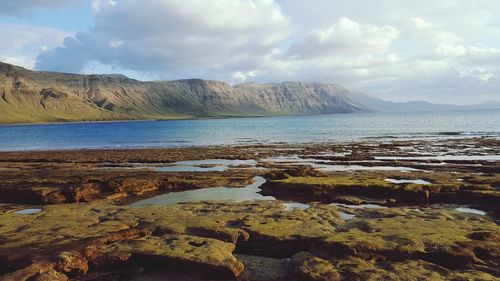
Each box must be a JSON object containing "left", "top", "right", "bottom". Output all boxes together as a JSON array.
[{"left": 0, "top": 109, "right": 499, "bottom": 151}]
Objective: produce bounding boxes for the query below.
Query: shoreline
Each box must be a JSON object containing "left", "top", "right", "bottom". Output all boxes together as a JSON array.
[
  {"left": 0, "top": 134, "right": 498, "bottom": 153},
  {"left": 0, "top": 111, "right": 355, "bottom": 127},
  {"left": 2, "top": 108, "right": 500, "bottom": 127}
]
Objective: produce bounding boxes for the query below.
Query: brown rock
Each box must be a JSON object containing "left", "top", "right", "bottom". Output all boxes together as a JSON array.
[
  {"left": 292, "top": 252, "right": 339, "bottom": 281},
  {"left": 53, "top": 251, "right": 89, "bottom": 276},
  {"left": 0, "top": 261, "right": 56, "bottom": 281},
  {"left": 32, "top": 269, "right": 68, "bottom": 281},
  {"left": 107, "top": 177, "right": 162, "bottom": 195},
  {"left": 102, "top": 234, "right": 244, "bottom": 279}
]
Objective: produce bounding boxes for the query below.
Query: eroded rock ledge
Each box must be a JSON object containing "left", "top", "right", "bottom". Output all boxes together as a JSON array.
[
  {"left": 0, "top": 201, "right": 498, "bottom": 280},
  {"left": 0, "top": 138, "right": 499, "bottom": 280}
]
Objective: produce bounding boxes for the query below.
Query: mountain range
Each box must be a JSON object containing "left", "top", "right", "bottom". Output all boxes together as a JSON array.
[{"left": 0, "top": 62, "right": 498, "bottom": 124}]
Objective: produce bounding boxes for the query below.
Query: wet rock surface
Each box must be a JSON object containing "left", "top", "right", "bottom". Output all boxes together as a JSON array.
[
  {"left": 0, "top": 137, "right": 499, "bottom": 280},
  {"left": 261, "top": 170, "right": 500, "bottom": 211},
  {"left": 0, "top": 169, "right": 258, "bottom": 205}
]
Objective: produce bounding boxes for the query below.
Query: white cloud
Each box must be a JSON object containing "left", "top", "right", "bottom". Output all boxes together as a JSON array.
[
  {"left": 412, "top": 17, "right": 432, "bottom": 29},
  {"left": 436, "top": 44, "right": 500, "bottom": 57},
  {"left": 287, "top": 17, "right": 399, "bottom": 58},
  {"left": 437, "top": 44, "right": 500, "bottom": 59},
  {"left": 91, "top": 0, "right": 116, "bottom": 15},
  {"left": 232, "top": 70, "right": 259, "bottom": 82},
  {"left": 436, "top": 44, "right": 467, "bottom": 57},
  {"left": 0, "top": 24, "right": 71, "bottom": 68},
  {"left": 436, "top": 43, "right": 500, "bottom": 76},
  {"left": 408, "top": 17, "right": 459, "bottom": 44},
  {"left": 463, "top": 67, "right": 495, "bottom": 82},
  {"left": 435, "top": 44, "right": 500, "bottom": 87},
  {"left": 36, "top": 0, "right": 292, "bottom": 78}
]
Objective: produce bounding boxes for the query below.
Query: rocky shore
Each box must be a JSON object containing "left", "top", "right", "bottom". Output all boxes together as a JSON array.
[{"left": 0, "top": 137, "right": 499, "bottom": 280}]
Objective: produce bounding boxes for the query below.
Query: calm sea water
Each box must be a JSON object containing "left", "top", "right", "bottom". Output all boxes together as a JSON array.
[{"left": 0, "top": 109, "right": 499, "bottom": 151}]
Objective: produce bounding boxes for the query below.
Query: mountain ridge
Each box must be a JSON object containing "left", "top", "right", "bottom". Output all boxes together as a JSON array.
[
  {"left": 1, "top": 62, "right": 499, "bottom": 124},
  {"left": 0, "top": 62, "right": 368, "bottom": 124},
  {"left": 350, "top": 92, "right": 500, "bottom": 112}
]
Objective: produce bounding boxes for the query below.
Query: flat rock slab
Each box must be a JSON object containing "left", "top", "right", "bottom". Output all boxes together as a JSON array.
[
  {"left": 0, "top": 201, "right": 499, "bottom": 280},
  {"left": 101, "top": 234, "right": 243, "bottom": 279}
]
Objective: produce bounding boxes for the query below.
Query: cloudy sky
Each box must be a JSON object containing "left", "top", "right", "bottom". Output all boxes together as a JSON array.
[{"left": 1, "top": 0, "right": 499, "bottom": 104}]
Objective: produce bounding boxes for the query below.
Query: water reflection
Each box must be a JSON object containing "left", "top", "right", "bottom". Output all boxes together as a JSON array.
[{"left": 132, "top": 176, "right": 274, "bottom": 206}]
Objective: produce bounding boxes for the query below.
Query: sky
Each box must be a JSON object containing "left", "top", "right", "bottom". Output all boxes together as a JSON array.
[{"left": 0, "top": 0, "right": 499, "bottom": 104}]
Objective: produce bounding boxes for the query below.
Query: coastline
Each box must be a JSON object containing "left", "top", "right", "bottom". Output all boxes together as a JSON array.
[
  {"left": 0, "top": 111, "right": 363, "bottom": 127},
  {"left": 3, "top": 108, "right": 500, "bottom": 127}
]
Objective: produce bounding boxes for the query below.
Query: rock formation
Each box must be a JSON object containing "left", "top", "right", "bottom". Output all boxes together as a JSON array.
[{"left": 0, "top": 62, "right": 368, "bottom": 123}]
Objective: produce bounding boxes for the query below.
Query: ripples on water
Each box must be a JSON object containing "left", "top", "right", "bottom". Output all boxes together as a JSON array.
[{"left": 0, "top": 109, "right": 499, "bottom": 151}]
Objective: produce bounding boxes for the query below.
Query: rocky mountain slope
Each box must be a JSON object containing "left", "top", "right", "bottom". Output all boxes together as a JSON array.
[{"left": 0, "top": 62, "right": 367, "bottom": 124}]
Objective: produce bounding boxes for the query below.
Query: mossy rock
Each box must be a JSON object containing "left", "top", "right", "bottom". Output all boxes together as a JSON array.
[
  {"left": 102, "top": 234, "right": 244, "bottom": 279},
  {"left": 292, "top": 252, "right": 339, "bottom": 281}
]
